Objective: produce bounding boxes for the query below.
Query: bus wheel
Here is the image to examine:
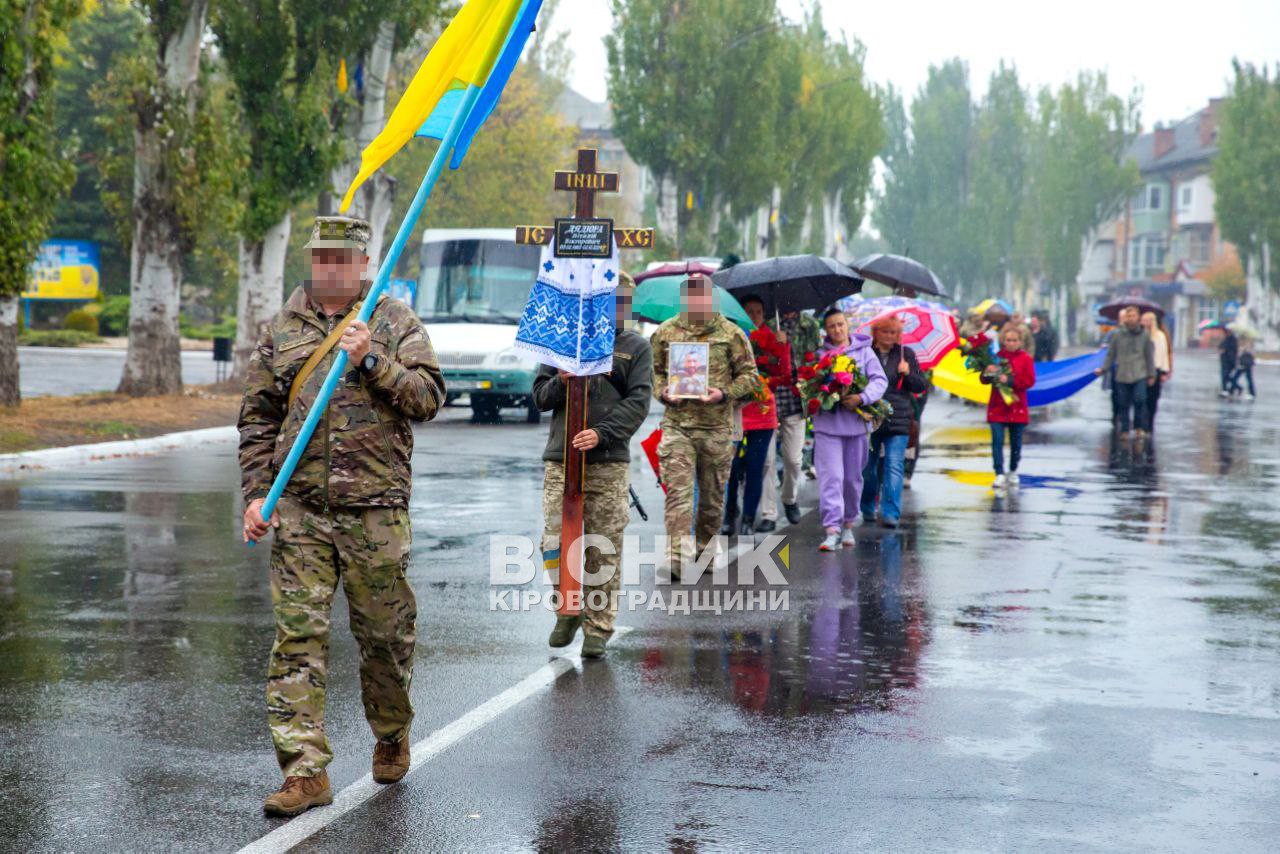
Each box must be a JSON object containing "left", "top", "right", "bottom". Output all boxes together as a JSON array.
[{"left": 525, "top": 398, "right": 541, "bottom": 424}]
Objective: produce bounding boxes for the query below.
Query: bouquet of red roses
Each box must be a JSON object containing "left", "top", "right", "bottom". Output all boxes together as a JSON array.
[
  {"left": 797, "top": 349, "right": 893, "bottom": 424},
  {"left": 959, "top": 332, "right": 1014, "bottom": 405}
]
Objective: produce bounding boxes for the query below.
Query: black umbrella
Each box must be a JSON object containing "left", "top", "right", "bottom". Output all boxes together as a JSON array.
[
  {"left": 711, "top": 255, "right": 864, "bottom": 320},
  {"left": 851, "top": 253, "right": 948, "bottom": 298},
  {"left": 1099, "top": 296, "right": 1165, "bottom": 321}
]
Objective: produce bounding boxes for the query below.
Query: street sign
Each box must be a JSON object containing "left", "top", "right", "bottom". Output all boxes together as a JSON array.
[{"left": 554, "top": 218, "right": 614, "bottom": 258}]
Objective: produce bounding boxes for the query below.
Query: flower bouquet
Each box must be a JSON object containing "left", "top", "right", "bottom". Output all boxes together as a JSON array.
[
  {"left": 959, "top": 332, "right": 1014, "bottom": 405},
  {"left": 798, "top": 350, "right": 893, "bottom": 425}
]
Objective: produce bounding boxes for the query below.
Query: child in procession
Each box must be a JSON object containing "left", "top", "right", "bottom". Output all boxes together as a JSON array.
[{"left": 981, "top": 325, "right": 1037, "bottom": 490}]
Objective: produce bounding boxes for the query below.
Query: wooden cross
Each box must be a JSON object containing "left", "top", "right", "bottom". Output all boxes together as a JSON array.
[{"left": 516, "top": 148, "right": 653, "bottom": 618}]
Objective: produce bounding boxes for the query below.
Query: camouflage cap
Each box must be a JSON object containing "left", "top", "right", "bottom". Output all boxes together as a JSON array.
[{"left": 306, "top": 216, "right": 371, "bottom": 253}]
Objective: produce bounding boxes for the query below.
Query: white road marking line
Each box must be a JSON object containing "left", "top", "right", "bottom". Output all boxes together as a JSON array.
[{"left": 239, "top": 627, "right": 632, "bottom": 854}]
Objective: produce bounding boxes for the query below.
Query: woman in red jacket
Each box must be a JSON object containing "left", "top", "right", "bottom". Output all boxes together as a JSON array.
[{"left": 980, "top": 325, "right": 1036, "bottom": 490}]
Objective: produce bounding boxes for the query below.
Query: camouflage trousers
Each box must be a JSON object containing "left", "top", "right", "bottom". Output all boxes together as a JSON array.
[
  {"left": 658, "top": 426, "right": 734, "bottom": 565},
  {"left": 267, "top": 497, "right": 416, "bottom": 778},
  {"left": 542, "top": 461, "right": 630, "bottom": 638}
]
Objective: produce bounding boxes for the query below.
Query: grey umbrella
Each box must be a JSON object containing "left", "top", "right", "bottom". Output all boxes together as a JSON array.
[
  {"left": 711, "top": 255, "right": 865, "bottom": 321},
  {"left": 851, "top": 253, "right": 948, "bottom": 298}
]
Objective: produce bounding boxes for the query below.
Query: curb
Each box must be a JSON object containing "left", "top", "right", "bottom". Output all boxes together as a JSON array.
[{"left": 0, "top": 425, "right": 237, "bottom": 477}]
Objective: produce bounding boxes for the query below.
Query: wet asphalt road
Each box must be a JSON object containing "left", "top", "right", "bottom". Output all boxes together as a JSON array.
[
  {"left": 18, "top": 346, "right": 221, "bottom": 397},
  {"left": 1, "top": 350, "right": 1278, "bottom": 852}
]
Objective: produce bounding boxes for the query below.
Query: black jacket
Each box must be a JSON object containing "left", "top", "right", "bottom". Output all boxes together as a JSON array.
[
  {"left": 870, "top": 344, "right": 929, "bottom": 437},
  {"left": 533, "top": 328, "right": 653, "bottom": 464}
]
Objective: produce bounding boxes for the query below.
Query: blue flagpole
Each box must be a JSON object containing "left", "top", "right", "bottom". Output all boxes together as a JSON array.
[{"left": 250, "top": 84, "right": 484, "bottom": 546}]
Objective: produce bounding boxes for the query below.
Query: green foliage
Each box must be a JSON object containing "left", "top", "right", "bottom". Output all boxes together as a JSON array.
[
  {"left": 875, "top": 61, "right": 979, "bottom": 292},
  {"left": 606, "top": 0, "right": 880, "bottom": 256},
  {"left": 1214, "top": 61, "right": 1280, "bottom": 291},
  {"left": 876, "top": 62, "right": 1139, "bottom": 299},
  {"left": 84, "top": 7, "right": 245, "bottom": 317},
  {"left": 62, "top": 308, "right": 99, "bottom": 333},
  {"left": 0, "top": 0, "right": 84, "bottom": 300},
  {"left": 18, "top": 329, "right": 100, "bottom": 347},
  {"left": 179, "top": 317, "right": 236, "bottom": 340},
  {"left": 98, "top": 294, "right": 130, "bottom": 335},
  {"left": 48, "top": 0, "right": 145, "bottom": 296}
]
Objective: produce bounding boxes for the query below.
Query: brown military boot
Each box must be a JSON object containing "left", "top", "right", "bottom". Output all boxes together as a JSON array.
[
  {"left": 263, "top": 771, "right": 333, "bottom": 817},
  {"left": 372, "top": 739, "right": 411, "bottom": 784}
]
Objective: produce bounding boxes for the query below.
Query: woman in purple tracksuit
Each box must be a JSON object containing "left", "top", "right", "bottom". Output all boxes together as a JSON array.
[{"left": 812, "top": 308, "right": 888, "bottom": 552}]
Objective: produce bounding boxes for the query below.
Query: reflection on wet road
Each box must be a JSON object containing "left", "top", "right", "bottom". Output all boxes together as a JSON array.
[{"left": 2, "top": 351, "right": 1278, "bottom": 852}]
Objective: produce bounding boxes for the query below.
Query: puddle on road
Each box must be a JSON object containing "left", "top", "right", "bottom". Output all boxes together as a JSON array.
[{"left": 633, "top": 534, "right": 929, "bottom": 719}]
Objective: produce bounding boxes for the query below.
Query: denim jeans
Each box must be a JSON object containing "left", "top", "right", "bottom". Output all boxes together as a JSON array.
[
  {"left": 1113, "top": 380, "right": 1148, "bottom": 434},
  {"left": 990, "top": 423, "right": 1026, "bottom": 475},
  {"left": 726, "top": 429, "right": 775, "bottom": 522},
  {"left": 860, "top": 433, "right": 909, "bottom": 522}
]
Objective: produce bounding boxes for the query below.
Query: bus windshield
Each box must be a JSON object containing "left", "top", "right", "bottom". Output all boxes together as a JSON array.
[{"left": 416, "top": 238, "right": 540, "bottom": 324}]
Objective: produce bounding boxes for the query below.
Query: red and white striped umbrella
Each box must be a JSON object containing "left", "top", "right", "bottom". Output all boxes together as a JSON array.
[{"left": 849, "top": 296, "right": 959, "bottom": 370}]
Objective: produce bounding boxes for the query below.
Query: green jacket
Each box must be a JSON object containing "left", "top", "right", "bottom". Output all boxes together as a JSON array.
[
  {"left": 651, "top": 314, "right": 759, "bottom": 434},
  {"left": 532, "top": 328, "right": 654, "bottom": 464},
  {"left": 1103, "top": 325, "right": 1155, "bottom": 384},
  {"left": 238, "top": 284, "right": 446, "bottom": 510},
  {"left": 766, "top": 312, "right": 823, "bottom": 375}
]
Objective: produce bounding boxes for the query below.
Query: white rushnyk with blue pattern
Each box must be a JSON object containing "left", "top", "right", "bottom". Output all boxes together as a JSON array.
[{"left": 514, "top": 238, "right": 620, "bottom": 376}]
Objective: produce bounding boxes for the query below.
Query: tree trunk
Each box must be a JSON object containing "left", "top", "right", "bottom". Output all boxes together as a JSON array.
[
  {"left": 707, "top": 193, "right": 724, "bottom": 249},
  {"left": 323, "top": 19, "right": 397, "bottom": 270},
  {"left": 118, "top": 0, "right": 209, "bottom": 397},
  {"left": 0, "top": 295, "right": 18, "bottom": 408},
  {"left": 233, "top": 211, "right": 292, "bottom": 376},
  {"left": 656, "top": 174, "right": 679, "bottom": 252}
]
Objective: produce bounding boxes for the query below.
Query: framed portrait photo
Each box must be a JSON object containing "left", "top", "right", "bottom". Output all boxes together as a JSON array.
[{"left": 668, "top": 342, "right": 710, "bottom": 399}]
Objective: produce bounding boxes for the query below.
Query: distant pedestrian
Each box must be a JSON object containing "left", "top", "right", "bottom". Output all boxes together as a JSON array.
[
  {"left": 1030, "top": 313, "right": 1059, "bottom": 363},
  {"left": 982, "top": 325, "right": 1037, "bottom": 490},
  {"left": 1229, "top": 342, "right": 1257, "bottom": 400},
  {"left": 860, "top": 315, "right": 928, "bottom": 528},
  {"left": 1218, "top": 328, "right": 1239, "bottom": 397},
  {"left": 1141, "top": 311, "right": 1172, "bottom": 431},
  {"left": 1097, "top": 306, "right": 1155, "bottom": 439},
  {"left": 812, "top": 309, "right": 887, "bottom": 551},
  {"left": 724, "top": 296, "right": 790, "bottom": 535}
]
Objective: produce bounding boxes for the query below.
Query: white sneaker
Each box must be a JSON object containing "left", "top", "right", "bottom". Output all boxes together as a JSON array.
[
  {"left": 994, "top": 474, "right": 1007, "bottom": 490},
  {"left": 1008, "top": 473, "right": 1020, "bottom": 488},
  {"left": 840, "top": 527, "right": 856, "bottom": 548},
  {"left": 1219, "top": 390, "right": 1229, "bottom": 398},
  {"left": 819, "top": 531, "right": 840, "bottom": 552},
  {"left": 1247, "top": 394, "right": 1256, "bottom": 401}
]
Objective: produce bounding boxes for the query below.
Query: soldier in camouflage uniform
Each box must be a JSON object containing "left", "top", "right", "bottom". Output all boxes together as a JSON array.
[
  {"left": 533, "top": 275, "right": 652, "bottom": 658},
  {"left": 239, "top": 216, "right": 445, "bottom": 817},
  {"left": 650, "top": 273, "right": 760, "bottom": 575}
]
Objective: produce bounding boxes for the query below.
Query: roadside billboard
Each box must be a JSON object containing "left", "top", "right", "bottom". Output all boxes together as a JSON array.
[{"left": 21, "top": 240, "right": 100, "bottom": 301}]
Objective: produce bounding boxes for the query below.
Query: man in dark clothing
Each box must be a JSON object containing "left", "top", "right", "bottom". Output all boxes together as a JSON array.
[
  {"left": 532, "top": 276, "right": 653, "bottom": 658},
  {"left": 1218, "top": 328, "right": 1239, "bottom": 397},
  {"left": 859, "top": 316, "right": 929, "bottom": 527},
  {"left": 1097, "top": 306, "right": 1155, "bottom": 438},
  {"left": 1030, "top": 313, "right": 1059, "bottom": 363}
]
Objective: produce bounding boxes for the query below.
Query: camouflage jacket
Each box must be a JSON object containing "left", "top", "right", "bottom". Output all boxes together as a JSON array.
[
  {"left": 239, "top": 285, "right": 446, "bottom": 510},
  {"left": 650, "top": 314, "right": 759, "bottom": 435}
]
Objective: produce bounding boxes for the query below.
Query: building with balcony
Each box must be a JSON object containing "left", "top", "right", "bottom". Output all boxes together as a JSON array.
[{"left": 1077, "top": 99, "right": 1240, "bottom": 346}]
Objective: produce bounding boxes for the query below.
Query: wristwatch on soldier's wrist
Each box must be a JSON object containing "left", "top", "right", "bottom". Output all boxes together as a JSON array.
[{"left": 360, "top": 353, "right": 380, "bottom": 374}]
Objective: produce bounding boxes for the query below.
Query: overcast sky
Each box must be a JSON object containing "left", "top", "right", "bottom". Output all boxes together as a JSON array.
[{"left": 547, "top": 0, "right": 1280, "bottom": 127}]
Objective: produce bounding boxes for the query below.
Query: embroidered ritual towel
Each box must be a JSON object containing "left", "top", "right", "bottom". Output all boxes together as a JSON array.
[{"left": 514, "top": 239, "right": 620, "bottom": 376}]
